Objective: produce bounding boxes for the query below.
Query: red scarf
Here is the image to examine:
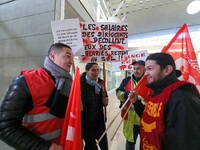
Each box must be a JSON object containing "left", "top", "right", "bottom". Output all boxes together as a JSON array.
[{"left": 140, "top": 80, "right": 189, "bottom": 150}]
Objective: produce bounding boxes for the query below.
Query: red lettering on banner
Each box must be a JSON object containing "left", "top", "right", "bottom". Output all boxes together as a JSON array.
[
  {"left": 111, "top": 44, "right": 124, "bottom": 50},
  {"left": 83, "top": 38, "right": 91, "bottom": 45},
  {"left": 79, "top": 22, "right": 83, "bottom": 28},
  {"left": 107, "top": 53, "right": 111, "bottom": 59},
  {"left": 119, "top": 65, "right": 126, "bottom": 70},
  {"left": 128, "top": 64, "right": 132, "bottom": 69},
  {"left": 81, "top": 56, "right": 90, "bottom": 62},
  {"left": 95, "top": 26, "right": 100, "bottom": 31}
]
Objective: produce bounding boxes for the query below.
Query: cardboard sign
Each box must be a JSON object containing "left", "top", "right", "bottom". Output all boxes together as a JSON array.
[
  {"left": 79, "top": 22, "right": 128, "bottom": 62},
  {"left": 111, "top": 50, "right": 148, "bottom": 72},
  {"left": 51, "top": 18, "right": 84, "bottom": 56}
]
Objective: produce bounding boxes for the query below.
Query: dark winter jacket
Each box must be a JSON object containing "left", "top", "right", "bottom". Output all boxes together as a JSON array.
[
  {"left": 80, "top": 75, "right": 107, "bottom": 133},
  {"left": 0, "top": 72, "right": 53, "bottom": 150}
]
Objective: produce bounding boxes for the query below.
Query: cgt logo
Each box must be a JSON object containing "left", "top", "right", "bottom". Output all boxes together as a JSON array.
[
  {"left": 175, "top": 58, "right": 190, "bottom": 81},
  {"left": 175, "top": 58, "right": 200, "bottom": 92},
  {"left": 142, "top": 138, "right": 158, "bottom": 150}
]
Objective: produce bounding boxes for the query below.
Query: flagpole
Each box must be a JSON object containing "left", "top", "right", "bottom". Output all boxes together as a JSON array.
[
  {"left": 110, "top": 102, "right": 132, "bottom": 141},
  {"left": 103, "top": 62, "right": 107, "bottom": 122},
  {"left": 96, "top": 98, "right": 131, "bottom": 145}
]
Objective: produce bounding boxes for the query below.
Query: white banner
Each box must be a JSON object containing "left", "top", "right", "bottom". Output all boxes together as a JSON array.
[
  {"left": 51, "top": 18, "right": 84, "bottom": 56},
  {"left": 111, "top": 50, "right": 148, "bottom": 72},
  {"left": 79, "top": 22, "right": 128, "bottom": 63}
]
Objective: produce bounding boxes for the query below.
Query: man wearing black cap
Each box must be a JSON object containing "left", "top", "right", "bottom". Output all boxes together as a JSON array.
[
  {"left": 129, "top": 53, "right": 200, "bottom": 150},
  {"left": 116, "top": 60, "right": 146, "bottom": 150}
]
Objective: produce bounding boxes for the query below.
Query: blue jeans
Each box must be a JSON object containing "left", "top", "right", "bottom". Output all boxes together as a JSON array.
[{"left": 125, "top": 125, "right": 140, "bottom": 150}]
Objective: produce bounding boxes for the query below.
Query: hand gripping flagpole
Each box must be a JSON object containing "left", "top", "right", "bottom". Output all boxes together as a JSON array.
[{"left": 96, "top": 97, "right": 131, "bottom": 145}]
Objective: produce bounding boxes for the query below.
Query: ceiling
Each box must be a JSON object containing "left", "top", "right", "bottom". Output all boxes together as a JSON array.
[
  {"left": 73, "top": 0, "right": 200, "bottom": 37},
  {"left": 108, "top": 0, "right": 200, "bottom": 36},
  {"left": 67, "top": 0, "right": 200, "bottom": 61}
]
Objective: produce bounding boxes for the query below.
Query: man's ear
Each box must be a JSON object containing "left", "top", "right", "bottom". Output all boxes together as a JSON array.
[
  {"left": 49, "top": 51, "right": 56, "bottom": 61},
  {"left": 164, "top": 65, "right": 173, "bottom": 75}
]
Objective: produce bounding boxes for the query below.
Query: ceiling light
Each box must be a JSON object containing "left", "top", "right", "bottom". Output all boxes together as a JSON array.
[
  {"left": 187, "top": 0, "right": 200, "bottom": 14},
  {"left": 125, "top": 0, "right": 133, "bottom": 3},
  {"left": 139, "top": 1, "right": 143, "bottom": 4}
]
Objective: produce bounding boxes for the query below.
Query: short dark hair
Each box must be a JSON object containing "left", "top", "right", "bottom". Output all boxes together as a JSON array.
[
  {"left": 81, "top": 63, "right": 98, "bottom": 78},
  {"left": 146, "top": 53, "right": 176, "bottom": 73},
  {"left": 85, "top": 63, "right": 98, "bottom": 71},
  {"left": 48, "top": 43, "right": 71, "bottom": 56}
]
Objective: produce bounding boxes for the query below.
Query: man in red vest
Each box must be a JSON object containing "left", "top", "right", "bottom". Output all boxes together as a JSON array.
[
  {"left": 0, "top": 43, "right": 74, "bottom": 150},
  {"left": 116, "top": 60, "right": 146, "bottom": 150},
  {"left": 130, "top": 53, "right": 200, "bottom": 150}
]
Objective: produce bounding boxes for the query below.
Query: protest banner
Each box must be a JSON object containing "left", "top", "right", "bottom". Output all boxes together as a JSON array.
[
  {"left": 79, "top": 22, "right": 128, "bottom": 63},
  {"left": 51, "top": 18, "right": 83, "bottom": 56},
  {"left": 111, "top": 50, "right": 148, "bottom": 72}
]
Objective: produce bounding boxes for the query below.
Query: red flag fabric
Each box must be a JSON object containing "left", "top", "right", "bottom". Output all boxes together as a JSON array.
[
  {"left": 134, "top": 24, "right": 200, "bottom": 100},
  {"left": 134, "top": 76, "right": 151, "bottom": 101},
  {"left": 162, "top": 24, "right": 200, "bottom": 93},
  {"left": 60, "top": 67, "right": 82, "bottom": 150}
]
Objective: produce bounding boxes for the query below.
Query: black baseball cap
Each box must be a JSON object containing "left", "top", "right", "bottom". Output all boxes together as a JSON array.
[{"left": 131, "top": 60, "right": 145, "bottom": 66}]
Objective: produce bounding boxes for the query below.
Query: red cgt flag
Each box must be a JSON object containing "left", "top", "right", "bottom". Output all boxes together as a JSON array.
[
  {"left": 134, "top": 76, "right": 151, "bottom": 101},
  {"left": 162, "top": 24, "right": 200, "bottom": 93},
  {"left": 60, "top": 67, "right": 82, "bottom": 150},
  {"left": 135, "top": 24, "right": 200, "bottom": 100}
]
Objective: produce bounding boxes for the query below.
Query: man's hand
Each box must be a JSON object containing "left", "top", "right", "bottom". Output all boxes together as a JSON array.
[
  {"left": 49, "top": 143, "right": 63, "bottom": 150},
  {"left": 129, "top": 90, "right": 138, "bottom": 103}
]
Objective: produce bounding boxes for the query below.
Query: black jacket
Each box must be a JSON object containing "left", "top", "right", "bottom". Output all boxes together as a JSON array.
[
  {"left": 0, "top": 75, "right": 52, "bottom": 150},
  {"left": 81, "top": 75, "right": 106, "bottom": 123},
  {"left": 80, "top": 75, "right": 107, "bottom": 130},
  {"left": 164, "top": 84, "right": 200, "bottom": 150}
]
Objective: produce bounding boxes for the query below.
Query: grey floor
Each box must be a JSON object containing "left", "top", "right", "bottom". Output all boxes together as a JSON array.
[
  {"left": 106, "top": 89, "right": 140, "bottom": 150},
  {"left": 0, "top": 89, "right": 140, "bottom": 150}
]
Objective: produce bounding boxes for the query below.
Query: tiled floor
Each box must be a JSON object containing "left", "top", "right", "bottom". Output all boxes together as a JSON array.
[
  {"left": 106, "top": 89, "right": 140, "bottom": 150},
  {"left": 0, "top": 89, "right": 140, "bottom": 150}
]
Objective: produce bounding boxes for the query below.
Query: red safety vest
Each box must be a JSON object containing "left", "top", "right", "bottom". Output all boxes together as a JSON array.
[
  {"left": 140, "top": 80, "right": 189, "bottom": 150},
  {"left": 121, "top": 80, "right": 134, "bottom": 119},
  {"left": 21, "top": 68, "right": 64, "bottom": 144}
]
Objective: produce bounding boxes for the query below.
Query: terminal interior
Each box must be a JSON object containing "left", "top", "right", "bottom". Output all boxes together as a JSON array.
[{"left": 0, "top": 0, "right": 200, "bottom": 149}]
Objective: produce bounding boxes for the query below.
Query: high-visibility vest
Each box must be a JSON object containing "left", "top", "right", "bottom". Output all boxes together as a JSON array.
[
  {"left": 21, "top": 68, "right": 64, "bottom": 144},
  {"left": 120, "top": 79, "right": 141, "bottom": 142}
]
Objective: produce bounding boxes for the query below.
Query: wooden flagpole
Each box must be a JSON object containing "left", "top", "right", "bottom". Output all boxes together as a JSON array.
[
  {"left": 103, "top": 62, "right": 107, "bottom": 122},
  {"left": 96, "top": 98, "right": 131, "bottom": 145}
]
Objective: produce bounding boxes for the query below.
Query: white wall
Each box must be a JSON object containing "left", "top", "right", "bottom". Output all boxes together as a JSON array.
[{"left": 0, "top": 0, "right": 56, "bottom": 98}]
